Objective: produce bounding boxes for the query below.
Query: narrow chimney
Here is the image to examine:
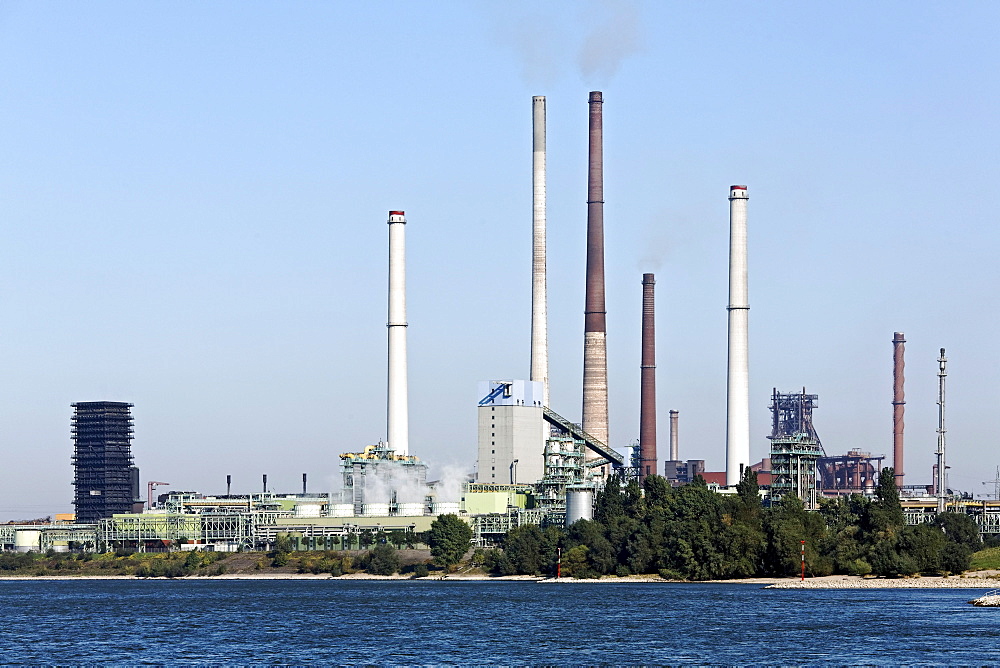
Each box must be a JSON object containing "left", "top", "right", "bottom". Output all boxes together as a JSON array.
[
  {"left": 669, "top": 410, "right": 679, "bottom": 461},
  {"left": 226, "top": 474, "right": 231, "bottom": 496},
  {"left": 892, "top": 332, "right": 905, "bottom": 488},
  {"left": 583, "top": 91, "right": 609, "bottom": 452},
  {"left": 531, "top": 96, "right": 549, "bottom": 406},
  {"left": 302, "top": 473, "right": 307, "bottom": 495},
  {"left": 639, "top": 273, "right": 657, "bottom": 481},
  {"left": 387, "top": 210, "right": 409, "bottom": 455},
  {"left": 262, "top": 474, "right": 267, "bottom": 494},
  {"left": 726, "top": 185, "right": 750, "bottom": 486}
]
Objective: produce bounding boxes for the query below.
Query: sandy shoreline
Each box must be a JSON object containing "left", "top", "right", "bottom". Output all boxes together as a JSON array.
[{"left": 1, "top": 572, "right": 999, "bottom": 588}]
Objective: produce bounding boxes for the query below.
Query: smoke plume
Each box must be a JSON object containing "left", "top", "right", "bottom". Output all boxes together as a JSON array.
[{"left": 578, "top": 0, "right": 643, "bottom": 83}]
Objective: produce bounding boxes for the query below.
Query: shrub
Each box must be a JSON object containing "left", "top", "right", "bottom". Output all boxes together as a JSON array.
[
  {"left": 846, "top": 558, "right": 872, "bottom": 576},
  {"left": 366, "top": 544, "right": 401, "bottom": 576}
]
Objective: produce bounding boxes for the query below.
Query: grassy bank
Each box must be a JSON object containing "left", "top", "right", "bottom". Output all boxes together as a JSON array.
[
  {"left": 0, "top": 548, "right": 435, "bottom": 578},
  {"left": 970, "top": 547, "right": 1000, "bottom": 572}
]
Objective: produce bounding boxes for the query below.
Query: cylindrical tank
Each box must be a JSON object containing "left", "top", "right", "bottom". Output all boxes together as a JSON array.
[
  {"left": 14, "top": 529, "right": 41, "bottom": 553},
  {"left": 565, "top": 488, "right": 594, "bottom": 525},
  {"left": 362, "top": 503, "right": 391, "bottom": 517},
  {"left": 328, "top": 503, "right": 355, "bottom": 517},
  {"left": 432, "top": 502, "right": 461, "bottom": 516},
  {"left": 396, "top": 503, "right": 425, "bottom": 517},
  {"left": 294, "top": 503, "right": 322, "bottom": 518}
]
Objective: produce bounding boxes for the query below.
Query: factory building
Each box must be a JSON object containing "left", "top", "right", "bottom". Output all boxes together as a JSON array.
[
  {"left": 339, "top": 443, "right": 430, "bottom": 516},
  {"left": 71, "top": 401, "right": 141, "bottom": 523},
  {"left": 476, "top": 380, "right": 546, "bottom": 485}
]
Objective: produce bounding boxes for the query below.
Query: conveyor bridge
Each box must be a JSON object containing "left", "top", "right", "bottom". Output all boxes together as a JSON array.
[{"left": 542, "top": 407, "right": 625, "bottom": 470}]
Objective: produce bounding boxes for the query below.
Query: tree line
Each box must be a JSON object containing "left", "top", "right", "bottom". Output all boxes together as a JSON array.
[{"left": 483, "top": 467, "right": 982, "bottom": 579}]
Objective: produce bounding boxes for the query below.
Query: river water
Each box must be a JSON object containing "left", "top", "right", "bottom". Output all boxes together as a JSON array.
[{"left": 1, "top": 579, "right": 998, "bottom": 664}]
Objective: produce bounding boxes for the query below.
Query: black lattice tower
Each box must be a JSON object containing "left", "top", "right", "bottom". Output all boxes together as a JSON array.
[{"left": 72, "top": 401, "right": 135, "bottom": 523}]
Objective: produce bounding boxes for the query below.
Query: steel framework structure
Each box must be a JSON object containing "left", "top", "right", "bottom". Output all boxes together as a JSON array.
[
  {"left": 72, "top": 402, "right": 136, "bottom": 523},
  {"left": 769, "top": 389, "right": 825, "bottom": 508}
]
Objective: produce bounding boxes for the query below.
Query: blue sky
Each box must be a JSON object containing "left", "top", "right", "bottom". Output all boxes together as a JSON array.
[{"left": 0, "top": 1, "right": 997, "bottom": 519}]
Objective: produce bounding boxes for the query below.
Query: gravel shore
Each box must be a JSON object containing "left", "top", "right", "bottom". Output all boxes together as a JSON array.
[{"left": 767, "top": 574, "right": 1000, "bottom": 589}]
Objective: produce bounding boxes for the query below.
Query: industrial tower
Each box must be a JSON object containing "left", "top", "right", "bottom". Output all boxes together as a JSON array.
[
  {"left": 768, "top": 389, "right": 824, "bottom": 508},
  {"left": 72, "top": 401, "right": 138, "bottom": 523}
]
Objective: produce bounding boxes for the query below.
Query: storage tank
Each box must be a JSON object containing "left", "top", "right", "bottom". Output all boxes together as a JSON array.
[
  {"left": 565, "top": 487, "right": 594, "bottom": 525},
  {"left": 328, "top": 503, "right": 355, "bottom": 517},
  {"left": 432, "top": 502, "right": 461, "bottom": 516},
  {"left": 362, "top": 503, "right": 391, "bottom": 517},
  {"left": 294, "top": 503, "right": 322, "bottom": 518},
  {"left": 14, "top": 529, "right": 41, "bottom": 553},
  {"left": 396, "top": 502, "right": 425, "bottom": 517}
]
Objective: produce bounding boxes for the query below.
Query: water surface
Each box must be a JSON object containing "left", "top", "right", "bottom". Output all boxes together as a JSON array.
[{"left": 1, "top": 580, "right": 997, "bottom": 664}]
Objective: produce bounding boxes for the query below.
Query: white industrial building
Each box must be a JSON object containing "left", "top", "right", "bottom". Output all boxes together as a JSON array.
[{"left": 476, "top": 380, "right": 546, "bottom": 485}]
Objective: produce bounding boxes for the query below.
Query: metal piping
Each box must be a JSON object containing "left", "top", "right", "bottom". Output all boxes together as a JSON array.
[
  {"left": 583, "top": 91, "right": 609, "bottom": 452},
  {"left": 669, "top": 410, "right": 679, "bottom": 461},
  {"left": 639, "top": 273, "right": 657, "bottom": 481},
  {"left": 531, "top": 96, "right": 549, "bottom": 406},
  {"left": 892, "top": 332, "right": 905, "bottom": 488},
  {"left": 387, "top": 210, "right": 409, "bottom": 456},
  {"left": 726, "top": 185, "right": 750, "bottom": 486}
]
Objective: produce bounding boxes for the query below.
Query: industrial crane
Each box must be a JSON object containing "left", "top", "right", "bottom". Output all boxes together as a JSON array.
[{"left": 147, "top": 481, "right": 170, "bottom": 510}]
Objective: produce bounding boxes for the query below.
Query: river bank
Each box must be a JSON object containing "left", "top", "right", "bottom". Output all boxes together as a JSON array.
[{"left": 3, "top": 571, "right": 1000, "bottom": 587}]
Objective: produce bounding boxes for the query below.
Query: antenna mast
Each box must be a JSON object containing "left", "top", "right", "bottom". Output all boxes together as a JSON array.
[{"left": 936, "top": 348, "right": 947, "bottom": 514}]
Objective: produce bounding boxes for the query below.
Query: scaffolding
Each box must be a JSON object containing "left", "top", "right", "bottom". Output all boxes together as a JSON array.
[
  {"left": 768, "top": 389, "right": 825, "bottom": 508},
  {"left": 72, "top": 402, "right": 136, "bottom": 523},
  {"left": 472, "top": 508, "right": 548, "bottom": 547},
  {"left": 535, "top": 435, "right": 586, "bottom": 518}
]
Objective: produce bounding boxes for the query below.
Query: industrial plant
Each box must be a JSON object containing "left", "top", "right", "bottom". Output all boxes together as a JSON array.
[{"left": 3, "top": 92, "right": 998, "bottom": 556}]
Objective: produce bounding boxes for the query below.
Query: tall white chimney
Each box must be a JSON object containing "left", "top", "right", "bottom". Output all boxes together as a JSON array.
[
  {"left": 530, "top": 96, "right": 549, "bottom": 406},
  {"left": 387, "top": 210, "right": 409, "bottom": 455},
  {"left": 726, "top": 186, "right": 750, "bottom": 486}
]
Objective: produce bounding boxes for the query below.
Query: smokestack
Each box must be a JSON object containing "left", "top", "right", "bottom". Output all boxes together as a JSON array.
[
  {"left": 669, "top": 410, "right": 679, "bottom": 461},
  {"left": 639, "top": 273, "right": 657, "bottom": 482},
  {"left": 226, "top": 474, "right": 231, "bottom": 496},
  {"left": 262, "top": 474, "right": 267, "bottom": 494},
  {"left": 726, "top": 185, "right": 750, "bottom": 486},
  {"left": 531, "top": 96, "right": 549, "bottom": 406},
  {"left": 387, "top": 210, "right": 409, "bottom": 456},
  {"left": 583, "top": 91, "right": 609, "bottom": 452},
  {"left": 302, "top": 473, "right": 307, "bottom": 495},
  {"left": 892, "top": 332, "right": 905, "bottom": 489}
]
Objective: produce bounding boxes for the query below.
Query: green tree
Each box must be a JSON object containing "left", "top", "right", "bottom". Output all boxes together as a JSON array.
[
  {"left": 934, "top": 512, "right": 982, "bottom": 551},
  {"left": 502, "top": 525, "right": 543, "bottom": 574},
  {"left": 428, "top": 514, "right": 473, "bottom": 567},
  {"left": 898, "top": 523, "right": 945, "bottom": 573},
  {"left": 870, "top": 467, "right": 905, "bottom": 535},
  {"left": 367, "top": 544, "right": 401, "bottom": 575},
  {"left": 561, "top": 545, "right": 595, "bottom": 578},
  {"left": 564, "top": 519, "right": 615, "bottom": 575},
  {"left": 594, "top": 474, "right": 626, "bottom": 526}
]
